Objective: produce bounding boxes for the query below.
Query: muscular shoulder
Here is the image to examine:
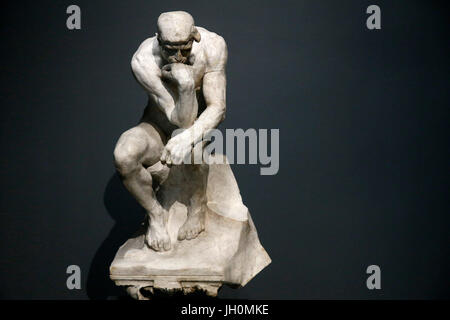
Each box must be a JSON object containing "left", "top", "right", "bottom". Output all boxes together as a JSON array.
[
  {"left": 197, "top": 27, "right": 228, "bottom": 73},
  {"left": 131, "top": 37, "right": 162, "bottom": 77}
]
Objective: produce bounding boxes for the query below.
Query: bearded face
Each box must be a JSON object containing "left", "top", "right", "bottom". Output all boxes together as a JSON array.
[{"left": 160, "top": 40, "right": 193, "bottom": 64}]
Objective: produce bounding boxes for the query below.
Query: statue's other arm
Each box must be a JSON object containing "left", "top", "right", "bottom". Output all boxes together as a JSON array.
[{"left": 184, "top": 35, "right": 228, "bottom": 145}]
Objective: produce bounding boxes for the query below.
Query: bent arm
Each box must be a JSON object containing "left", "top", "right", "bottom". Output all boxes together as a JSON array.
[
  {"left": 173, "top": 83, "right": 198, "bottom": 128},
  {"left": 131, "top": 46, "right": 176, "bottom": 119},
  {"left": 187, "top": 70, "right": 226, "bottom": 144},
  {"left": 161, "top": 69, "right": 226, "bottom": 165},
  {"left": 160, "top": 64, "right": 199, "bottom": 128},
  {"left": 185, "top": 34, "right": 227, "bottom": 144}
]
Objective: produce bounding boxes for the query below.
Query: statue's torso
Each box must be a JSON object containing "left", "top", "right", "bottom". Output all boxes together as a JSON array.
[{"left": 141, "top": 27, "right": 218, "bottom": 136}]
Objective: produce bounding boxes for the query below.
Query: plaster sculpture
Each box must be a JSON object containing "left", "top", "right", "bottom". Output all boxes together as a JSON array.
[{"left": 109, "top": 11, "right": 271, "bottom": 299}]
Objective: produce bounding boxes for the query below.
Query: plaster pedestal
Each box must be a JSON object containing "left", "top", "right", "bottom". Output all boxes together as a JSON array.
[
  {"left": 110, "top": 162, "right": 271, "bottom": 299},
  {"left": 110, "top": 208, "right": 270, "bottom": 299}
]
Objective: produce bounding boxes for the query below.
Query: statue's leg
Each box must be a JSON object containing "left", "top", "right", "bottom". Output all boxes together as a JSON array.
[
  {"left": 114, "top": 122, "right": 171, "bottom": 251},
  {"left": 177, "top": 163, "right": 209, "bottom": 241}
]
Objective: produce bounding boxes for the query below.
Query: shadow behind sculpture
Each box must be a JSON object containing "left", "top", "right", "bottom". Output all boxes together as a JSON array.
[{"left": 86, "top": 173, "right": 144, "bottom": 300}]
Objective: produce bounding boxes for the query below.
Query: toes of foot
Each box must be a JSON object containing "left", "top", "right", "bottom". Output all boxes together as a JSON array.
[
  {"left": 163, "top": 240, "right": 171, "bottom": 251},
  {"left": 148, "top": 236, "right": 172, "bottom": 251}
]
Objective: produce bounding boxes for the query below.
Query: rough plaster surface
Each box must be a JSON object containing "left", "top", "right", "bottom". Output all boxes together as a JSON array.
[{"left": 109, "top": 11, "right": 271, "bottom": 299}]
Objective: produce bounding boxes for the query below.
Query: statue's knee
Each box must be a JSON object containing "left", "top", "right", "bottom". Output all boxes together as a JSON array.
[
  {"left": 114, "top": 144, "right": 140, "bottom": 176},
  {"left": 114, "top": 129, "right": 148, "bottom": 176}
]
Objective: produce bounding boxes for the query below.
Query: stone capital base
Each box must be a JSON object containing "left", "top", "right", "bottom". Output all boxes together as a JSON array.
[{"left": 111, "top": 275, "right": 224, "bottom": 300}]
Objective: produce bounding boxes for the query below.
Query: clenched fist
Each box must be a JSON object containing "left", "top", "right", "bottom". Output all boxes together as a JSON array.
[{"left": 161, "top": 63, "right": 195, "bottom": 90}]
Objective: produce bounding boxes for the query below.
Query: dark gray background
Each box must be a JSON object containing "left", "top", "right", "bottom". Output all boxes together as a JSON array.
[{"left": 0, "top": 0, "right": 448, "bottom": 299}]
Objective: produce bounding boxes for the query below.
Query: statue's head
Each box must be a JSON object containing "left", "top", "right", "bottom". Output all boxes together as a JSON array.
[{"left": 156, "top": 11, "right": 201, "bottom": 64}]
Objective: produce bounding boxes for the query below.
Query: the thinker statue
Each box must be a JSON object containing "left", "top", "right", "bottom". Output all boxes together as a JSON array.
[{"left": 110, "top": 11, "right": 270, "bottom": 299}]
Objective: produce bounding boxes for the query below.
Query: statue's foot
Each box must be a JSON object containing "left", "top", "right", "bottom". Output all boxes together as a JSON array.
[
  {"left": 145, "top": 214, "right": 171, "bottom": 252},
  {"left": 177, "top": 208, "right": 205, "bottom": 241}
]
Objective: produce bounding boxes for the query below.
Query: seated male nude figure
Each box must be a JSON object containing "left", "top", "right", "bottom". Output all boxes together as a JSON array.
[{"left": 113, "top": 11, "right": 227, "bottom": 252}]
